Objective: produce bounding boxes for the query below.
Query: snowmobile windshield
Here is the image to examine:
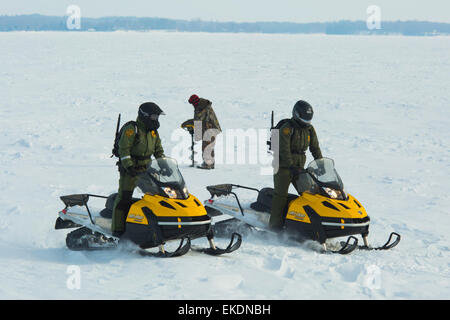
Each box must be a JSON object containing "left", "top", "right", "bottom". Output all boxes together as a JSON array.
[
  {"left": 307, "top": 158, "right": 344, "bottom": 191},
  {"left": 137, "top": 158, "right": 189, "bottom": 199}
]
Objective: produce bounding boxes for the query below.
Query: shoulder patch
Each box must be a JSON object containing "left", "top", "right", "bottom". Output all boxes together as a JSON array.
[
  {"left": 125, "top": 128, "right": 135, "bottom": 137},
  {"left": 282, "top": 127, "right": 291, "bottom": 136}
]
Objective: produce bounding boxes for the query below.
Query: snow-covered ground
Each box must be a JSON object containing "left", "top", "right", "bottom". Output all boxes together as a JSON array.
[{"left": 0, "top": 31, "right": 449, "bottom": 299}]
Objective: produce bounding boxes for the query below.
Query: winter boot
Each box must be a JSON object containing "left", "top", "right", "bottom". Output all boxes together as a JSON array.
[{"left": 197, "top": 162, "right": 215, "bottom": 170}]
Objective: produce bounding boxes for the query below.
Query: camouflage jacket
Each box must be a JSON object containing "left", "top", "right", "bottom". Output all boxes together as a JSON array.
[{"left": 194, "top": 98, "right": 222, "bottom": 132}]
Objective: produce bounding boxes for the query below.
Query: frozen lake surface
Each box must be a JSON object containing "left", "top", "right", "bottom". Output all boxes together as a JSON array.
[{"left": 0, "top": 31, "right": 449, "bottom": 299}]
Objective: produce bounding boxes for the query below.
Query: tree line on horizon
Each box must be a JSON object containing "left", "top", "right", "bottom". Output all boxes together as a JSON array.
[{"left": 0, "top": 14, "right": 449, "bottom": 35}]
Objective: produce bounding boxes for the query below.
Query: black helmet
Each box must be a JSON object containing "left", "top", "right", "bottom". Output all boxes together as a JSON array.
[
  {"left": 138, "top": 102, "right": 165, "bottom": 118},
  {"left": 138, "top": 102, "right": 165, "bottom": 131},
  {"left": 292, "top": 100, "right": 313, "bottom": 127}
]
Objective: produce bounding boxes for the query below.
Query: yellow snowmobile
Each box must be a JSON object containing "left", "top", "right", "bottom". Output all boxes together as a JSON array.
[
  {"left": 205, "top": 158, "right": 400, "bottom": 254},
  {"left": 55, "top": 158, "right": 241, "bottom": 257}
]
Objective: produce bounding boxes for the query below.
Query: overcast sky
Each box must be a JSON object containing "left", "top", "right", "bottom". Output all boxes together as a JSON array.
[{"left": 1, "top": 0, "right": 449, "bottom": 23}]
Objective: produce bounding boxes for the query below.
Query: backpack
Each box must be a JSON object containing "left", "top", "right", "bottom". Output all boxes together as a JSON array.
[
  {"left": 267, "top": 111, "right": 291, "bottom": 152},
  {"left": 111, "top": 114, "right": 137, "bottom": 158}
]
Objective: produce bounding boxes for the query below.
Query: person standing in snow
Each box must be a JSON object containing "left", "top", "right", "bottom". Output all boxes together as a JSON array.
[
  {"left": 270, "top": 100, "right": 323, "bottom": 231},
  {"left": 182, "top": 94, "right": 222, "bottom": 169},
  {"left": 111, "top": 102, "right": 166, "bottom": 237}
]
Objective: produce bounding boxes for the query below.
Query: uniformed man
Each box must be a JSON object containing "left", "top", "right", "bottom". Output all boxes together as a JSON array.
[
  {"left": 270, "top": 100, "right": 323, "bottom": 231},
  {"left": 185, "top": 94, "right": 222, "bottom": 169},
  {"left": 111, "top": 102, "right": 166, "bottom": 237}
]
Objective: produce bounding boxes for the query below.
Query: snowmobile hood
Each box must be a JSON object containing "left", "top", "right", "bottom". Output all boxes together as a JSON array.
[
  {"left": 286, "top": 192, "right": 368, "bottom": 223},
  {"left": 126, "top": 194, "right": 207, "bottom": 225}
]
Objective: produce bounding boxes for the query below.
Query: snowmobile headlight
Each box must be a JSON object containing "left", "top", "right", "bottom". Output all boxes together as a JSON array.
[
  {"left": 323, "top": 187, "right": 339, "bottom": 199},
  {"left": 183, "top": 187, "right": 189, "bottom": 198},
  {"left": 163, "top": 187, "right": 178, "bottom": 199}
]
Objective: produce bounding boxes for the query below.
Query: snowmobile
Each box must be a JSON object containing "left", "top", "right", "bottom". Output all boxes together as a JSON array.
[
  {"left": 55, "top": 157, "right": 242, "bottom": 257},
  {"left": 204, "top": 158, "right": 400, "bottom": 254}
]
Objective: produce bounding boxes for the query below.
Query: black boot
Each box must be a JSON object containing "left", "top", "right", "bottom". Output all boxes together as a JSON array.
[
  {"left": 112, "top": 231, "right": 124, "bottom": 238},
  {"left": 197, "top": 162, "right": 215, "bottom": 170}
]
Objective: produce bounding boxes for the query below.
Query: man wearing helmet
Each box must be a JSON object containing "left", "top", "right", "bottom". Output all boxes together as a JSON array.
[
  {"left": 270, "top": 100, "right": 323, "bottom": 231},
  {"left": 111, "top": 102, "right": 166, "bottom": 237}
]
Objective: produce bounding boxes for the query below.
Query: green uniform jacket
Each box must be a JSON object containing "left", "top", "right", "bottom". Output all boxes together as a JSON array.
[
  {"left": 118, "top": 118, "right": 165, "bottom": 170},
  {"left": 278, "top": 119, "right": 322, "bottom": 169}
]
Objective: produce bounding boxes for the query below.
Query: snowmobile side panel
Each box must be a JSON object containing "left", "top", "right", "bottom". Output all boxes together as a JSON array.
[
  {"left": 285, "top": 201, "right": 312, "bottom": 224},
  {"left": 126, "top": 205, "right": 149, "bottom": 225},
  {"left": 124, "top": 205, "right": 212, "bottom": 249},
  {"left": 303, "top": 205, "right": 327, "bottom": 244},
  {"left": 123, "top": 207, "right": 165, "bottom": 248}
]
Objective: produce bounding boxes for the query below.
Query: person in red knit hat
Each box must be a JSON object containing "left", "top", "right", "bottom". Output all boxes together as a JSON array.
[{"left": 182, "top": 94, "right": 222, "bottom": 169}]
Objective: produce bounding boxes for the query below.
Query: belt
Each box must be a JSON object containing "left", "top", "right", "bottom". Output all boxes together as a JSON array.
[
  {"left": 133, "top": 155, "right": 151, "bottom": 161},
  {"left": 117, "top": 163, "right": 147, "bottom": 172}
]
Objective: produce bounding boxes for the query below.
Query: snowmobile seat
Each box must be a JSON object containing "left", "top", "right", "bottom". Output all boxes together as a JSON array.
[
  {"left": 99, "top": 193, "right": 142, "bottom": 219},
  {"left": 250, "top": 188, "right": 298, "bottom": 213}
]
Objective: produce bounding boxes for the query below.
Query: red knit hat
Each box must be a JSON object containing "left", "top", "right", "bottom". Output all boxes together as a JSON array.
[{"left": 188, "top": 94, "right": 200, "bottom": 106}]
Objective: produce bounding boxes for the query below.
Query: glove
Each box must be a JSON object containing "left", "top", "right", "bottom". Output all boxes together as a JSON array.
[
  {"left": 314, "top": 158, "right": 326, "bottom": 175},
  {"left": 125, "top": 166, "right": 139, "bottom": 177},
  {"left": 181, "top": 120, "right": 195, "bottom": 134},
  {"left": 160, "top": 166, "right": 173, "bottom": 177},
  {"left": 315, "top": 165, "right": 326, "bottom": 176},
  {"left": 157, "top": 159, "right": 174, "bottom": 177}
]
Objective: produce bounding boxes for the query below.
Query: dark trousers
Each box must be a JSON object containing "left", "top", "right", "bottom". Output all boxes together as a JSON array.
[
  {"left": 111, "top": 171, "right": 138, "bottom": 233},
  {"left": 269, "top": 168, "right": 294, "bottom": 230}
]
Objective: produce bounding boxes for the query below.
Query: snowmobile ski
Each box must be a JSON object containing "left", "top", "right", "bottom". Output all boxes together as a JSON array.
[
  {"left": 328, "top": 236, "right": 359, "bottom": 254},
  {"left": 138, "top": 237, "right": 191, "bottom": 258},
  {"left": 358, "top": 232, "right": 401, "bottom": 251},
  {"left": 192, "top": 232, "right": 242, "bottom": 256}
]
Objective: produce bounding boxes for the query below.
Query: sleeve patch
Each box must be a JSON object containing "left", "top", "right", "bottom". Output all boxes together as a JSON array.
[
  {"left": 125, "top": 128, "right": 135, "bottom": 137},
  {"left": 282, "top": 127, "right": 291, "bottom": 136}
]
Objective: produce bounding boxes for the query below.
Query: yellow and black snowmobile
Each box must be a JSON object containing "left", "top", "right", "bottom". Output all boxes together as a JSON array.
[
  {"left": 204, "top": 158, "right": 400, "bottom": 254},
  {"left": 55, "top": 158, "right": 241, "bottom": 257}
]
